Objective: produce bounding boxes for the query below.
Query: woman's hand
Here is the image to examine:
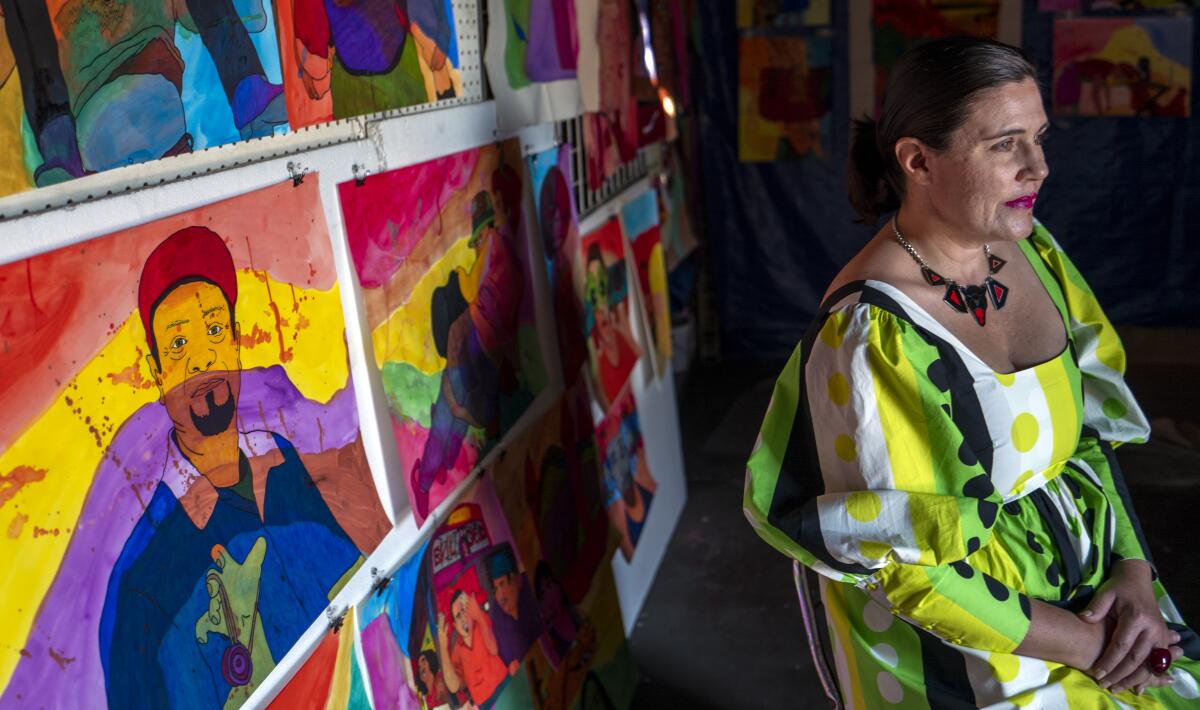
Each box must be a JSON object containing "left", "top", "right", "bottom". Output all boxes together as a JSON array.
[{"left": 1079, "top": 559, "right": 1182, "bottom": 694}]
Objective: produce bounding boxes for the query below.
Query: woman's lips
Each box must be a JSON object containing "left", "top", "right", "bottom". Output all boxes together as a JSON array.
[{"left": 1005, "top": 193, "right": 1037, "bottom": 209}]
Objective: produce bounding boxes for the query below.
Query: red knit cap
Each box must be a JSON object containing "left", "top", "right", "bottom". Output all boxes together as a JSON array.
[{"left": 138, "top": 226, "right": 238, "bottom": 350}]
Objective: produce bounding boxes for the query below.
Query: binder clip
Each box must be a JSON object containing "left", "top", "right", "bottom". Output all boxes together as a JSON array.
[
  {"left": 369, "top": 567, "right": 391, "bottom": 597},
  {"left": 326, "top": 606, "right": 347, "bottom": 634},
  {"left": 287, "top": 161, "right": 308, "bottom": 187},
  {"left": 352, "top": 164, "right": 371, "bottom": 187}
]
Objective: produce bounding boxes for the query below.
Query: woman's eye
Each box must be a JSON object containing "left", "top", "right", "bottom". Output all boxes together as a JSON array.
[
  {"left": 208, "top": 323, "right": 223, "bottom": 337},
  {"left": 994, "top": 139, "right": 1015, "bottom": 152},
  {"left": 171, "top": 336, "right": 187, "bottom": 349},
  {"left": 1034, "top": 132, "right": 1047, "bottom": 146}
]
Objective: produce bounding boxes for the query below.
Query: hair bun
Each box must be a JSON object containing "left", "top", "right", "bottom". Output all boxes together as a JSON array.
[{"left": 847, "top": 117, "right": 899, "bottom": 225}]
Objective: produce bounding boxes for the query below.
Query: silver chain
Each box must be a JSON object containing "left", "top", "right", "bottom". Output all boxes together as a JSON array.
[{"left": 890, "top": 216, "right": 990, "bottom": 286}]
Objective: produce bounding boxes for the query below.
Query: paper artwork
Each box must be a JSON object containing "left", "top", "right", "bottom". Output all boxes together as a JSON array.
[
  {"left": 528, "top": 145, "right": 588, "bottom": 387},
  {"left": 485, "top": 0, "right": 584, "bottom": 130},
  {"left": 738, "top": 34, "right": 832, "bottom": 161},
  {"left": 275, "top": 0, "right": 464, "bottom": 129},
  {"left": 340, "top": 140, "right": 550, "bottom": 526},
  {"left": 594, "top": 382, "right": 656, "bottom": 562},
  {"left": 357, "top": 478, "right": 542, "bottom": 709},
  {"left": 620, "top": 188, "right": 671, "bottom": 377},
  {"left": 1053, "top": 16, "right": 1192, "bottom": 116},
  {"left": 657, "top": 146, "right": 698, "bottom": 271},
  {"left": 579, "top": 217, "right": 642, "bottom": 411},
  {"left": 0, "top": 0, "right": 287, "bottom": 197},
  {"left": 736, "top": 0, "right": 832, "bottom": 27},
  {"left": 266, "top": 610, "right": 371, "bottom": 710},
  {"left": 871, "top": 1, "right": 1000, "bottom": 107},
  {"left": 0, "top": 178, "right": 391, "bottom": 708}
]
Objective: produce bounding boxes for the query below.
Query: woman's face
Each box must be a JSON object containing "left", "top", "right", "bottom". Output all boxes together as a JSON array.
[{"left": 925, "top": 78, "right": 1049, "bottom": 243}]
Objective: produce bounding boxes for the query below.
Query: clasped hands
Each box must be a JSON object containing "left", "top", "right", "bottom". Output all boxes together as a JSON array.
[{"left": 1079, "top": 559, "right": 1183, "bottom": 696}]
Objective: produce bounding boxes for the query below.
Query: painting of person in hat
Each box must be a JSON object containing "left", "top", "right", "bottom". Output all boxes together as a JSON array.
[
  {"left": 98, "top": 226, "right": 387, "bottom": 708},
  {"left": 412, "top": 186, "right": 525, "bottom": 520}
]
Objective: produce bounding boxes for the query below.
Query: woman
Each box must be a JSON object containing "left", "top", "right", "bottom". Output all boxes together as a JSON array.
[{"left": 745, "top": 38, "right": 1199, "bottom": 707}]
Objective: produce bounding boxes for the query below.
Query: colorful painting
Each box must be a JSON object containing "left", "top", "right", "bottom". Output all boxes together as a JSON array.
[
  {"left": 872, "top": 0, "right": 1000, "bottom": 107},
  {"left": 358, "top": 478, "right": 542, "bottom": 710},
  {"left": 620, "top": 189, "right": 671, "bottom": 378},
  {"left": 657, "top": 146, "right": 698, "bottom": 272},
  {"left": 266, "top": 610, "right": 372, "bottom": 710},
  {"left": 736, "top": 0, "right": 832, "bottom": 27},
  {"left": 275, "top": 0, "right": 463, "bottom": 129},
  {"left": 485, "top": 0, "right": 583, "bottom": 131},
  {"left": 528, "top": 145, "right": 588, "bottom": 387},
  {"left": 597, "top": 0, "right": 632, "bottom": 113},
  {"left": 340, "top": 140, "right": 549, "bottom": 526},
  {"left": 1053, "top": 16, "right": 1192, "bottom": 117},
  {"left": 582, "top": 108, "right": 638, "bottom": 190},
  {"left": 579, "top": 217, "right": 642, "bottom": 411},
  {"left": 594, "top": 382, "right": 656, "bottom": 562},
  {"left": 0, "top": 179, "right": 391, "bottom": 708},
  {"left": 738, "top": 33, "right": 832, "bottom": 161},
  {"left": 0, "top": 0, "right": 287, "bottom": 197}
]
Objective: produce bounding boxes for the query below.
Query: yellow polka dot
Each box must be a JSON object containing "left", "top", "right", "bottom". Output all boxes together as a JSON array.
[
  {"left": 828, "top": 373, "right": 851, "bottom": 406},
  {"left": 860, "top": 541, "right": 891, "bottom": 559},
  {"left": 820, "top": 312, "right": 850, "bottom": 349},
  {"left": 989, "top": 652, "right": 1020, "bottom": 683},
  {"left": 1011, "top": 689, "right": 1036, "bottom": 707},
  {"left": 1010, "top": 470, "right": 1035, "bottom": 495},
  {"left": 846, "top": 491, "right": 882, "bottom": 522},
  {"left": 994, "top": 371, "right": 1016, "bottom": 387},
  {"left": 1011, "top": 413, "right": 1039, "bottom": 453},
  {"left": 834, "top": 434, "right": 857, "bottom": 462}
]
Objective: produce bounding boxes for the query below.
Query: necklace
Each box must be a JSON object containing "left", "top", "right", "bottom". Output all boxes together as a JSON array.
[{"left": 891, "top": 217, "right": 1009, "bottom": 327}]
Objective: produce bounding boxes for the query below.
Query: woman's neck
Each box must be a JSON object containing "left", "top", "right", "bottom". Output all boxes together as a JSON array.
[{"left": 893, "top": 203, "right": 992, "bottom": 284}]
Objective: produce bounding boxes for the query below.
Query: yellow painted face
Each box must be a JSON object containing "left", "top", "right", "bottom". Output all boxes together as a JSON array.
[{"left": 146, "top": 280, "right": 242, "bottom": 437}]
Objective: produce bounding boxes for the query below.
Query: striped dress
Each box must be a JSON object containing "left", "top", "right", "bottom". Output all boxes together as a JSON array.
[{"left": 744, "top": 223, "right": 1200, "bottom": 708}]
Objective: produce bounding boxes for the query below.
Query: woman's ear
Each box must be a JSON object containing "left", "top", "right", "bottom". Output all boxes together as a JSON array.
[{"left": 895, "top": 137, "right": 933, "bottom": 187}]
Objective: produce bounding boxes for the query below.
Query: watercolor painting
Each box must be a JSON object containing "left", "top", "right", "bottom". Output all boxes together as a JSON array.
[
  {"left": 579, "top": 216, "right": 642, "bottom": 411},
  {"left": 738, "top": 33, "right": 832, "bottom": 161},
  {"left": 340, "top": 140, "right": 549, "bottom": 526},
  {"left": 736, "top": 0, "right": 831, "bottom": 27},
  {"left": 620, "top": 188, "right": 671, "bottom": 377},
  {"left": 358, "top": 478, "right": 542, "bottom": 709},
  {"left": 528, "top": 145, "right": 588, "bottom": 387},
  {"left": 872, "top": 0, "right": 999, "bottom": 107},
  {"left": 0, "top": 179, "right": 391, "bottom": 708},
  {"left": 0, "top": 0, "right": 287, "bottom": 197},
  {"left": 657, "top": 147, "right": 698, "bottom": 272},
  {"left": 1053, "top": 16, "right": 1192, "bottom": 117},
  {"left": 594, "top": 382, "right": 656, "bottom": 562},
  {"left": 485, "top": 0, "right": 583, "bottom": 131},
  {"left": 275, "top": 0, "right": 463, "bottom": 129},
  {"left": 266, "top": 610, "right": 371, "bottom": 710}
]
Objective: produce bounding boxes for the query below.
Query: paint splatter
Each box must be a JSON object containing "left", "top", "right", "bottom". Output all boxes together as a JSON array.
[
  {"left": 8, "top": 513, "right": 28, "bottom": 539},
  {"left": 0, "top": 466, "right": 48, "bottom": 508},
  {"left": 47, "top": 648, "right": 75, "bottom": 671}
]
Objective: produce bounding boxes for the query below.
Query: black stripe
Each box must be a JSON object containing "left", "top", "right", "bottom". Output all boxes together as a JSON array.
[
  {"left": 914, "top": 627, "right": 978, "bottom": 709},
  {"left": 1029, "top": 487, "right": 1083, "bottom": 597},
  {"left": 1095, "top": 438, "right": 1155, "bottom": 568}
]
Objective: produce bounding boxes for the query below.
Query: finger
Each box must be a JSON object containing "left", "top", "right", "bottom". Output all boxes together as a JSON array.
[
  {"left": 1102, "top": 629, "right": 1155, "bottom": 689},
  {"left": 1108, "top": 664, "right": 1151, "bottom": 695},
  {"left": 1081, "top": 589, "right": 1116, "bottom": 623},
  {"left": 1093, "top": 618, "right": 1143, "bottom": 680},
  {"left": 1171, "top": 645, "right": 1184, "bottom": 661}
]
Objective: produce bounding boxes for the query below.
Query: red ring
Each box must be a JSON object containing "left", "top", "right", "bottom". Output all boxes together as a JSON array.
[{"left": 1148, "top": 647, "right": 1172, "bottom": 676}]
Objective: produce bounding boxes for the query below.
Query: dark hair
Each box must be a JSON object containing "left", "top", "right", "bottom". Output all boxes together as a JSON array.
[
  {"left": 848, "top": 37, "right": 1037, "bottom": 224},
  {"left": 414, "top": 649, "right": 441, "bottom": 694}
]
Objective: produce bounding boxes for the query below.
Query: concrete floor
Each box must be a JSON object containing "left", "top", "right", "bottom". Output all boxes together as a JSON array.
[{"left": 628, "top": 329, "right": 1200, "bottom": 709}]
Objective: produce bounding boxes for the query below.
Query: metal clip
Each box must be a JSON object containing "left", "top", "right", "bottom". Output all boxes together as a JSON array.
[
  {"left": 352, "top": 163, "right": 371, "bottom": 187},
  {"left": 369, "top": 567, "right": 391, "bottom": 597},
  {"left": 287, "top": 161, "right": 308, "bottom": 187},
  {"left": 326, "top": 605, "right": 347, "bottom": 634}
]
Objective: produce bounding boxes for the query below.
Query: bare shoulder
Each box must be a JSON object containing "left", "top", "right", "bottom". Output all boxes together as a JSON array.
[{"left": 821, "top": 228, "right": 915, "bottom": 304}]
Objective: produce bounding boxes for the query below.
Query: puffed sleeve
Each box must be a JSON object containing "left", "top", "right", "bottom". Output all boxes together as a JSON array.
[
  {"left": 745, "top": 303, "right": 1032, "bottom": 652},
  {"left": 1027, "top": 223, "right": 1153, "bottom": 564}
]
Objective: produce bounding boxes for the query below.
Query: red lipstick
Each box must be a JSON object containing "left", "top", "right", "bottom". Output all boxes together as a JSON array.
[{"left": 1005, "top": 193, "right": 1037, "bottom": 209}]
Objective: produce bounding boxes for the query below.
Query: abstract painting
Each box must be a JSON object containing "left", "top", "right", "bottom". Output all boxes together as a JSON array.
[
  {"left": 266, "top": 610, "right": 371, "bottom": 710},
  {"left": 357, "top": 477, "right": 542, "bottom": 709},
  {"left": 0, "top": 0, "right": 288, "bottom": 196},
  {"left": 485, "top": 0, "right": 583, "bottom": 131},
  {"left": 275, "top": 0, "right": 464, "bottom": 129},
  {"left": 1053, "top": 16, "right": 1192, "bottom": 117},
  {"left": 528, "top": 145, "right": 588, "bottom": 387},
  {"left": 738, "top": 33, "right": 832, "bottom": 161},
  {"left": 620, "top": 188, "right": 671, "bottom": 377},
  {"left": 736, "top": 0, "right": 832, "bottom": 27},
  {"left": 594, "top": 382, "right": 656, "bottom": 562},
  {"left": 0, "top": 178, "right": 391, "bottom": 708},
  {"left": 579, "top": 216, "right": 642, "bottom": 411},
  {"left": 872, "top": 0, "right": 999, "bottom": 107},
  {"left": 340, "top": 140, "right": 549, "bottom": 526}
]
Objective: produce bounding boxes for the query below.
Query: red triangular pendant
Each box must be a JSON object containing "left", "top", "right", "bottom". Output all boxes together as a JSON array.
[
  {"left": 973, "top": 307, "right": 987, "bottom": 326},
  {"left": 922, "top": 267, "right": 945, "bottom": 286},
  {"left": 988, "top": 255, "right": 1007, "bottom": 274},
  {"left": 944, "top": 284, "right": 967, "bottom": 313},
  {"left": 986, "top": 277, "right": 1008, "bottom": 309},
  {"left": 962, "top": 285, "right": 989, "bottom": 327}
]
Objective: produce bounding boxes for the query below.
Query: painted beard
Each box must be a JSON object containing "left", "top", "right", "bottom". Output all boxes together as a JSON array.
[{"left": 190, "top": 381, "right": 237, "bottom": 436}]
